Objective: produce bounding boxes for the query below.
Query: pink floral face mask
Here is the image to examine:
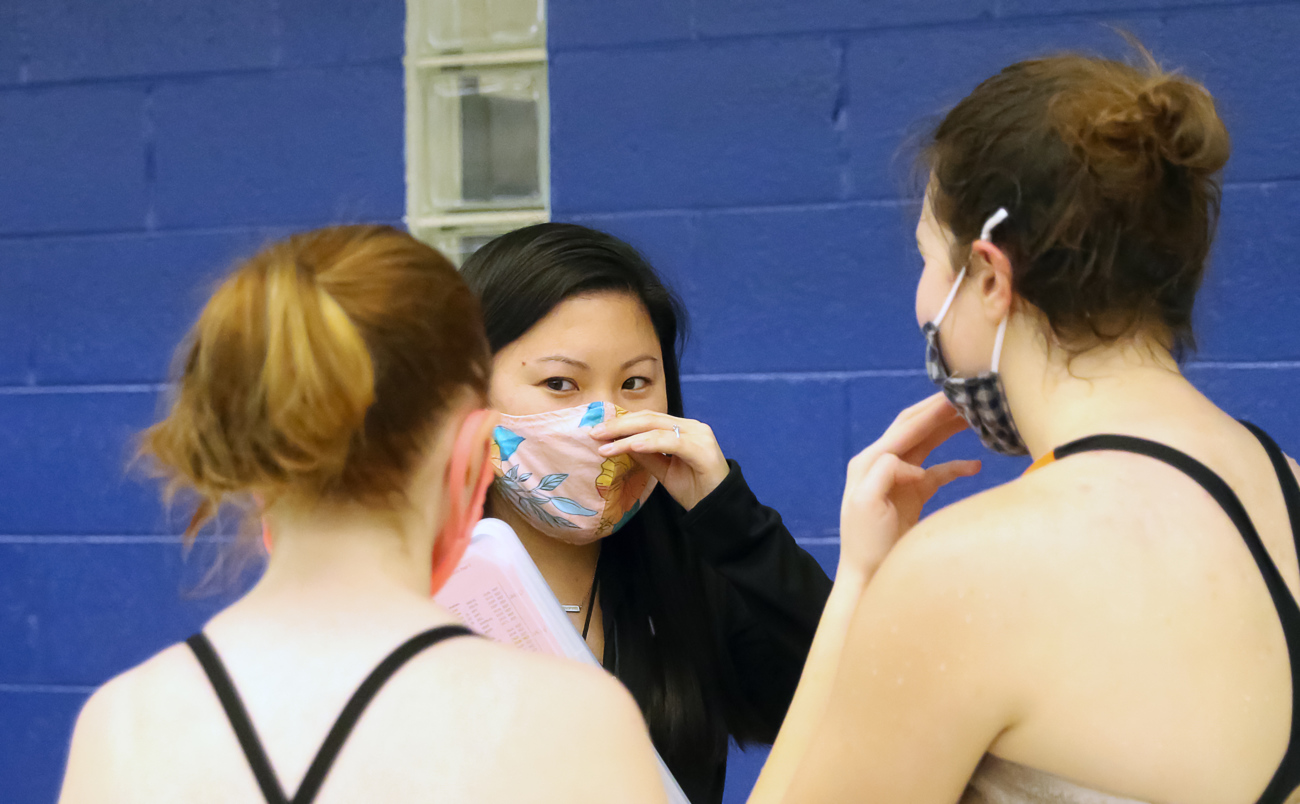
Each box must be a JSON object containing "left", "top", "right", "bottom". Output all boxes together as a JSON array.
[{"left": 491, "top": 401, "right": 658, "bottom": 544}]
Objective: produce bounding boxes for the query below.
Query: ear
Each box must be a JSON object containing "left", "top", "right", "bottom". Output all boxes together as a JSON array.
[
  {"left": 429, "top": 408, "right": 500, "bottom": 593},
  {"left": 970, "top": 241, "right": 1014, "bottom": 323},
  {"left": 445, "top": 408, "right": 500, "bottom": 514}
]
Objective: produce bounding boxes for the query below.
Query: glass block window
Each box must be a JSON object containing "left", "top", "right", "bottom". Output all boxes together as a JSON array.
[{"left": 407, "top": 0, "right": 548, "bottom": 265}]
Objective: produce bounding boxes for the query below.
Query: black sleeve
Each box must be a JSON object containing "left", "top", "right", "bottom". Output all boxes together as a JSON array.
[{"left": 679, "top": 460, "right": 834, "bottom": 738}]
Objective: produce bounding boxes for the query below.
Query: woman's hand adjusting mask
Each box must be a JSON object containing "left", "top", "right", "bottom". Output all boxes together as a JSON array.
[
  {"left": 590, "top": 410, "right": 731, "bottom": 512},
  {"left": 839, "top": 394, "right": 981, "bottom": 580}
]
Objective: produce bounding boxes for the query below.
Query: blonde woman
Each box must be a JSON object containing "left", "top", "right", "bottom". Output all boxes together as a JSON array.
[{"left": 57, "top": 226, "right": 666, "bottom": 804}]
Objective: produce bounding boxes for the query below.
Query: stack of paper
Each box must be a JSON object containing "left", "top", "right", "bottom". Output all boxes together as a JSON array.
[{"left": 435, "top": 518, "right": 692, "bottom": 804}]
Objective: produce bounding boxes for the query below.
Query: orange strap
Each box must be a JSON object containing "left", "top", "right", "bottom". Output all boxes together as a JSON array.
[{"left": 1024, "top": 450, "right": 1057, "bottom": 475}]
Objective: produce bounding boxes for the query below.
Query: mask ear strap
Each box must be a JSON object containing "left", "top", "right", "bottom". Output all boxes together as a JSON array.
[
  {"left": 932, "top": 208, "right": 1009, "bottom": 329},
  {"left": 933, "top": 266, "right": 967, "bottom": 327},
  {"left": 980, "top": 207, "right": 1009, "bottom": 241},
  {"left": 446, "top": 409, "right": 497, "bottom": 525},
  {"left": 991, "top": 316, "right": 1009, "bottom": 373},
  {"left": 980, "top": 207, "right": 1011, "bottom": 373},
  {"left": 430, "top": 408, "right": 498, "bottom": 595}
]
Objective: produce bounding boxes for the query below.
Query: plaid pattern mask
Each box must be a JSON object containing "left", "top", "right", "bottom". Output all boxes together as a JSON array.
[{"left": 921, "top": 208, "right": 1028, "bottom": 457}]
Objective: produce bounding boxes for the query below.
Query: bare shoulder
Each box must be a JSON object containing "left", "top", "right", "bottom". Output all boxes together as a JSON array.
[
  {"left": 58, "top": 642, "right": 198, "bottom": 804},
  {"left": 431, "top": 638, "right": 666, "bottom": 803},
  {"left": 883, "top": 468, "right": 1090, "bottom": 585},
  {"left": 449, "top": 637, "right": 647, "bottom": 732},
  {"left": 807, "top": 472, "right": 1101, "bottom": 771},
  {"left": 70, "top": 640, "right": 203, "bottom": 735},
  {"left": 860, "top": 464, "right": 1121, "bottom": 650}
]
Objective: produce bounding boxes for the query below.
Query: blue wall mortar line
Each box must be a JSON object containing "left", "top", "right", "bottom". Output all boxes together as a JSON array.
[
  {"left": 0, "top": 57, "right": 404, "bottom": 94},
  {"left": 0, "top": 684, "right": 97, "bottom": 694},
  {"left": 0, "top": 535, "right": 183, "bottom": 544},
  {"left": 549, "top": 0, "right": 1300, "bottom": 55},
  {"left": 564, "top": 180, "right": 1294, "bottom": 220},
  {"left": 3, "top": 363, "right": 1295, "bottom": 396},
  {"left": 1185, "top": 361, "right": 1300, "bottom": 370},
  {"left": 0, "top": 220, "right": 403, "bottom": 242},
  {"left": 0, "top": 384, "right": 168, "bottom": 395},
  {"left": 684, "top": 369, "right": 926, "bottom": 382},
  {"left": 0, "top": 186, "right": 1290, "bottom": 242}
]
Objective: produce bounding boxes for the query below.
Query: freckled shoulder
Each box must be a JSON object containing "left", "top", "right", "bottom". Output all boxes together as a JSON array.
[
  {"left": 831, "top": 472, "right": 1101, "bottom": 743},
  {"left": 870, "top": 461, "right": 1124, "bottom": 634},
  {"left": 908, "top": 465, "right": 1092, "bottom": 553}
]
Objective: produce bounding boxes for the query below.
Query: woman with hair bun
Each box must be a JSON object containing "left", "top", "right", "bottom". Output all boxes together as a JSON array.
[
  {"left": 751, "top": 45, "right": 1300, "bottom": 804},
  {"left": 57, "top": 226, "right": 667, "bottom": 804}
]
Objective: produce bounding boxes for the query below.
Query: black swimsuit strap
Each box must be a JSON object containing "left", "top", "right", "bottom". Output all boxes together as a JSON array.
[
  {"left": 187, "top": 631, "right": 289, "bottom": 804},
  {"left": 1241, "top": 422, "right": 1300, "bottom": 570},
  {"left": 1053, "top": 433, "right": 1298, "bottom": 618},
  {"left": 1050, "top": 427, "right": 1300, "bottom": 804},
  {"left": 187, "top": 624, "right": 475, "bottom": 804},
  {"left": 1240, "top": 422, "right": 1300, "bottom": 802},
  {"left": 292, "top": 625, "right": 475, "bottom": 803}
]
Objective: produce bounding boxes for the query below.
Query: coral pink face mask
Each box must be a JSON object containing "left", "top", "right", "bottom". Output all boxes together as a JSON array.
[{"left": 491, "top": 402, "right": 658, "bottom": 545}]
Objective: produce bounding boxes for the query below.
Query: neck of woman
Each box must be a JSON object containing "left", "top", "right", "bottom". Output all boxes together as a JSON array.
[
  {"left": 245, "top": 501, "right": 438, "bottom": 614},
  {"left": 1002, "top": 320, "right": 1217, "bottom": 459},
  {"left": 492, "top": 494, "right": 601, "bottom": 607}
]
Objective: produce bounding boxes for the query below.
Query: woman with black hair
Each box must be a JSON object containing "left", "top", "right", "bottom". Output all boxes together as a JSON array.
[{"left": 460, "top": 223, "right": 832, "bottom": 804}]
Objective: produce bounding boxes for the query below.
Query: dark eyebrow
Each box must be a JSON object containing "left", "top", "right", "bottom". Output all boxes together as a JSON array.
[
  {"left": 537, "top": 356, "right": 589, "bottom": 370},
  {"left": 535, "top": 355, "right": 658, "bottom": 371},
  {"left": 621, "top": 355, "right": 658, "bottom": 371}
]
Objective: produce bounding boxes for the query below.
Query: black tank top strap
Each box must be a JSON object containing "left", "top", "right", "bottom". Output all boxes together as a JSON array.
[
  {"left": 1239, "top": 421, "right": 1300, "bottom": 802},
  {"left": 1047, "top": 427, "right": 1300, "bottom": 804},
  {"left": 1241, "top": 421, "right": 1300, "bottom": 564},
  {"left": 187, "top": 631, "right": 289, "bottom": 804},
  {"left": 1052, "top": 434, "right": 1297, "bottom": 614},
  {"left": 187, "top": 624, "right": 476, "bottom": 804},
  {"left": 292, "top": 625, "right": 475, "bottom": 803}
]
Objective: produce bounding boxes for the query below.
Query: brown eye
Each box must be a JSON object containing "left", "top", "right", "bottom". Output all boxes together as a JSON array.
[
  {"left": 545, "top": 378, "right": 577, "bottom": 392},
  {"left": 622, "top": 377, "right": 650, "bottom": 391}
]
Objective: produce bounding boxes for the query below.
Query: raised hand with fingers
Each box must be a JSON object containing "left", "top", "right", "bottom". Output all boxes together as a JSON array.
[
  {"left": 590, "top": 410, "right": 731, "bottom": 511},
  {"left": 839, "top": 393, "right": 981, "bottom": 581}
]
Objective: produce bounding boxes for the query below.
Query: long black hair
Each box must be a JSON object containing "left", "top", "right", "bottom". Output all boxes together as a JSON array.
[{"left": 461, "top": 222, "right": 764, "bottom": 775}]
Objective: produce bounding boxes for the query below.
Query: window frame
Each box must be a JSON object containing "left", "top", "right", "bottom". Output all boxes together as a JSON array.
[{"left": 404, "top": 0, "right": 550, "bottom": 265}]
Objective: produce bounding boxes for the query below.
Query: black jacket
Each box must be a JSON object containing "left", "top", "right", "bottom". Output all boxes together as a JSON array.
[{"left": 599, "top": 460, "right": 833, "bottom": 803}]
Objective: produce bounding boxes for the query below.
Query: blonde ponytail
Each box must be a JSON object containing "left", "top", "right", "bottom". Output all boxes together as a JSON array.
[
  {"left": 260, "top": 258, "right": 374, "bottom": 482},
  {"left": 142, "top": 251, "right": 374, "bottom": 535},
  {"left": 140, "top": 226, "right": 489, "bottom": 541}
]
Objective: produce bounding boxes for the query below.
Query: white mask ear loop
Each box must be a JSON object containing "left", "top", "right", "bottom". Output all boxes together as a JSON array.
[
  {"left": 981, "top": 207, "right": 1011, "bottom": 373},
  {"left": 980, "top": 208, "right": 1009, "bottom": 241},
  {"left": 932, "top": 208, "right": 1009, "bottom": 329},
  {"left": 990, "top": 316, "right": 1009, "bottom": 373},
  {"left": 932, "top": 266, "right": 966, "bottom": 328}
]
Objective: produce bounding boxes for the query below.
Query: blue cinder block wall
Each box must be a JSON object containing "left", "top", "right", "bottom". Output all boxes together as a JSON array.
[
  {"left": 0, "top": 2, "right": 405, "bottom": 801},
  {"left": 3, "top": 1, "right": 1299, "bottom": 803},
  {"left": 546, "top": 0, "right": 1300, "bottom": 799}
]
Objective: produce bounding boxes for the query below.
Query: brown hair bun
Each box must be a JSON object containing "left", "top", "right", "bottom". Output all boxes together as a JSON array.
[{"left": 925, "top": 37, "right": 1230, "bottom": 354}]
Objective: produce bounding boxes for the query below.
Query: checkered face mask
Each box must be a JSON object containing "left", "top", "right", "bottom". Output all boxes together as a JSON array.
[{"left": 921, "top": 209, "right": 1027, "bottom": 457}]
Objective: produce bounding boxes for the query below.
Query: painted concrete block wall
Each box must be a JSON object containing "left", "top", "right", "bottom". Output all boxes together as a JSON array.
[
  {"left": 0, "top": 2, "right": 404, "bottom": 801},
  {"left": 547, "top": 0, "right": 1300, "bottom": 799},
  {"left": 3, "top": 1, "right": 1298, "bottom": 803}
]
